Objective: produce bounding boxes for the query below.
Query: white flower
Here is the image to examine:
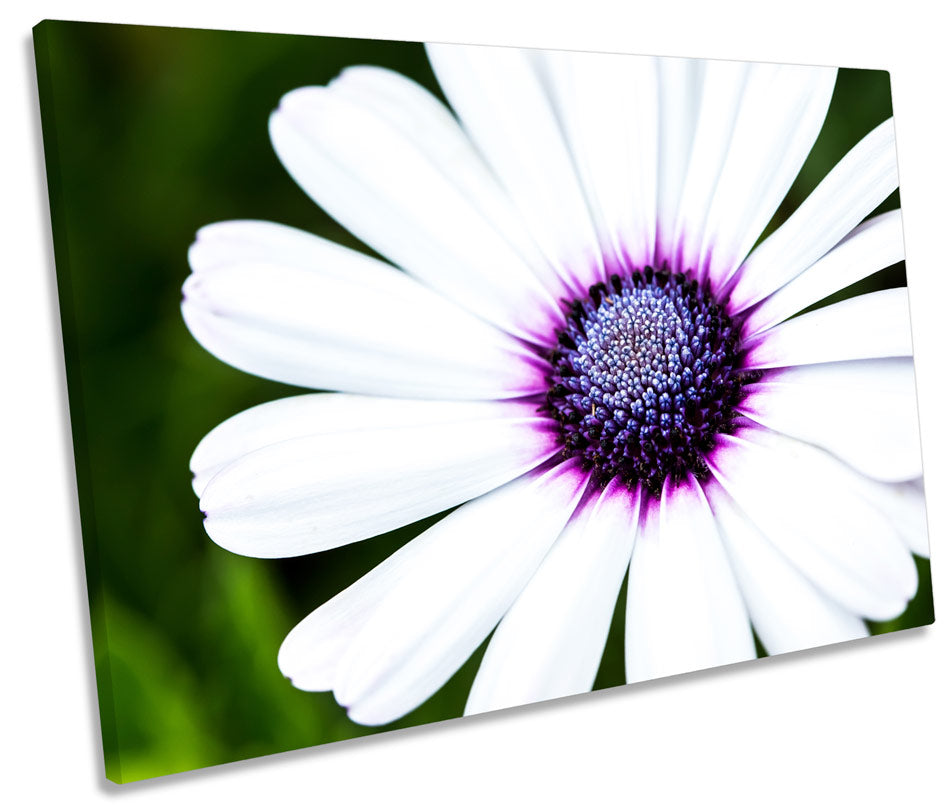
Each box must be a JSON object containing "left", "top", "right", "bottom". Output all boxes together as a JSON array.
[{"left": 182, "top": 44, "right": 929, "bottom": 727}]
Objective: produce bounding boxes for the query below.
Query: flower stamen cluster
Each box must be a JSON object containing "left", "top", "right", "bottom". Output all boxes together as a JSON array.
[{"left": 544, "top": 268, "right": 750, "bottom": 495}]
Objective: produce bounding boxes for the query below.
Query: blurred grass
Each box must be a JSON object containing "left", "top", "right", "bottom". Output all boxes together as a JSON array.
[{"left": 34, "top": 20, "right": 932, "bottom": 783}]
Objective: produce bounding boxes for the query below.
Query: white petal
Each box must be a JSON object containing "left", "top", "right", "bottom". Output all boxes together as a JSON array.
[
  {"left": 425, "top": 43, "right": 603, "bottom": 294},
  {"left": 188, "top": 218, "right": 352, "bottom": 271},
  {"left": 745, "top": 288, "right": 913, "bottom": 370},
  {"left": 670, "top": 59, "right": 750, "bottom": 275},
  {"left": 326, "top": 66, "right": 563, "bottom": 294},
  {"left": 654, "top": 57, "right": 705, "bottom": 266},
  {"left": 269, "top": 80, "right": 564, "bottom": 343},
  {"left": 465, "top": 480, "right": 639, "bottom": 715},
  {"left": 708, "top": 482, "right": 868, "bottom": 655},
  {"left": 542, "top": 51, "right": 658, "bottom": 269},
  {"left": 191, "top": 394, "right": 541, "bottom": 498},
  {"left": 334, "top": 461, "right": 590, "bottom": 726},
  {"left": 278, "top": 539, "right": 417, "bottom": 692},
  {"left": 184, "top": 221, "right": 547, "bottom": 399},
  {"left": 625, "top": 476, "right": 755, "bottom": 683},
  {"left": 739, "top": 358, "right": 923, "bottom": 482},
  {"left": 700, "top": 63, "right": 837, "bottom": 288},
  {"left": 743, "top": 209, "right": 905, "bottom": 334},
  {"left": 672, "top": 60, "right": 829, "bottom": 275},
  {"left": 708, "top": 428, "right": 918, "bottom": 620},
  {"left": 199, "top": 409, "right": 560, "bottom": 557},
  {"left": 729, "top": 118, "right": 899, "bottom": 309},
  {"left": 847, "top": 477, "right": 930, "bottom": 558}
]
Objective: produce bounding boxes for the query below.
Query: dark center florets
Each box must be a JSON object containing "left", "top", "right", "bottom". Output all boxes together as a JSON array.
[{"left": 544, "top": 267, "right": 750, "bottom": 496}]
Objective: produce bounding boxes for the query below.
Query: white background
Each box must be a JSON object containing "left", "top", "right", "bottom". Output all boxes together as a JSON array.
[{"left": 2, "top": 0, "right": 947, "bottom": 808}]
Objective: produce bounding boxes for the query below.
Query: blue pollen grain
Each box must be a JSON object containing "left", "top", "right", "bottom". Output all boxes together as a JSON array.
[{"left": 543, "top": 267, "right": 751, "bottom": 496}]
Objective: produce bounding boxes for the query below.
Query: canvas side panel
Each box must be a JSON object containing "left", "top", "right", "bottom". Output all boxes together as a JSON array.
[{"left": 32, "top": 19, "right": 124, "bottom": 785}]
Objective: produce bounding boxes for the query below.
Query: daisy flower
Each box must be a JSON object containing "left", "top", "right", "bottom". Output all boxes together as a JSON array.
[{"left": 182, "top": 44, "right": 929, "bottom": 726}]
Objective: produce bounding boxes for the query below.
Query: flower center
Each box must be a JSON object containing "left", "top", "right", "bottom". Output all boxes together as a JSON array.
[{"left": 544, "top": 268, "right": 749, "bottom": 496}]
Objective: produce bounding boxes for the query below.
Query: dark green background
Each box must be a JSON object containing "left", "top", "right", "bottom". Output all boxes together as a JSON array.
[{"left": 33, "top": 20, "right": 933, "bottom": 783}]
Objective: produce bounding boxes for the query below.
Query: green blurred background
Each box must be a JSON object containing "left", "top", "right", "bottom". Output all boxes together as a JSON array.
[{"left": 33, "top": 20, "right": 932, "bottom": 783}]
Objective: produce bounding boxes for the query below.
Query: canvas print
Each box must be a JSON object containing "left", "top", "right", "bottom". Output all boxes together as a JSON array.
[{"left": 34, "top": 20, "right": 933, "bottom": 783}]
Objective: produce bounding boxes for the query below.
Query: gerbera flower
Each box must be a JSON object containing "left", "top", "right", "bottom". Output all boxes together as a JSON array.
[{"left": 182, "top": 44, "right": 929, "bottom": 726}]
